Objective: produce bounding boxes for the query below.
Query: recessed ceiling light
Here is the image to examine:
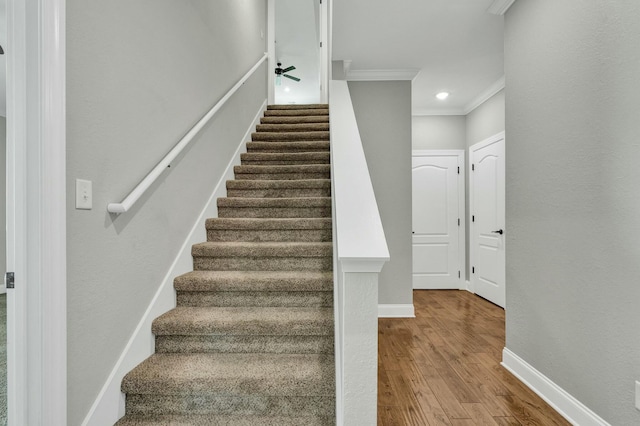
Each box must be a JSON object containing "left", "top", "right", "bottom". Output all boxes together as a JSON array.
[
  {"left": 436, "top": 92, "right": 449, "bottom": 100},
  {"left": 284, "top": 86, "right": 291, "bottom": 93}
]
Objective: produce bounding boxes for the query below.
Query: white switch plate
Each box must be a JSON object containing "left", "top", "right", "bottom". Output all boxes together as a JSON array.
[
  {"left": 75, "top": 179, "right": 92, "bottom": 210},
  {"left": 636, "top": 381, "right": 640, "bottom": 411}
]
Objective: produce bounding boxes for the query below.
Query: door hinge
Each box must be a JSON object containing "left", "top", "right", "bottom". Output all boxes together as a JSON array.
[
  {"left": 472, "top": 215, "right": 475, "bottom": 222},
  {"left": 457, "top": 166, "right": 460, "bottom": 174},
  {"left": 5, "top": 272, "right": 14, "bottom": 289},
  {"left": 458, "top": 218, "right": 460, "bottom": 226},
  {"left": 472, "top": 164, "right": 475, "bottom": 171},
  {"left": 320, "top": 42, "right": 323, "bottom": 47},
  {"left": 472, "top": 267, "right": 475, "bottom": 274},
  {"left": 458, "top": 271, "right": 461, "bottom": 279}
]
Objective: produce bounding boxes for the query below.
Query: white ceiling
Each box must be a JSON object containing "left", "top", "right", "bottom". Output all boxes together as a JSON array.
[{"left": 332, "top": 0, "right": 504, "bottom": 114}]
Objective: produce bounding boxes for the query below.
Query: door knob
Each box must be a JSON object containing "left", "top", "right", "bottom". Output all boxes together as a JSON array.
[{"left": 491, "top": 229, "right": 504, "bottom": 235}]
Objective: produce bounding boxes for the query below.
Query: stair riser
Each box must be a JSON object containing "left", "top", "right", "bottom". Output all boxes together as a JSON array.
[
  {"left": 125, "top": 395, "right": 335, "bottom": 417},
  {"left": 218, "top": 207, "right": 332, "bottom": 218},
  {"left": 227, "top": 188, "right": 331, "bottom": 198},
  {"left": 155, "top": 335, "right": 334, "bottom": 354},
  {"left": 193, "top": 257, "right": 332, "bottom": 271},
  {"left": 207, "top": 229, "right": 332, "bottom": 242},
  {"left": 241, "top": 159, "right": 330, "bottom": 166},
  {"left": 256, "top": 124, "right": 330, "bottom": 132},
  {"left": 251, "top": 132, "right": 330, "bottom": 141},
  {"left": 263, "top": 109, "right": 329, "bottom": 117},
  {"left": 177, "top": 291, "right": 333, "bottom": 307},
  {"left": 235, "top": 173, "right": 330, "bottom": 180},
  {"left": 261, "top": 116, "right": 329, "bottom": 124},
  {"left": 246, "top": 142, "right": 330, "bottom": 152}
]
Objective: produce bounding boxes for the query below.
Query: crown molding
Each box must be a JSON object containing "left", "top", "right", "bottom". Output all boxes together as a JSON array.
[
  {"left": 346, "top": 68, "right": 420, "bottom": 81},
  {"left": 487, "top": 0, "right": 517, "bottom": 15},
  {"left": 463, "top": 75, "right": 505, "bottom": 114}
]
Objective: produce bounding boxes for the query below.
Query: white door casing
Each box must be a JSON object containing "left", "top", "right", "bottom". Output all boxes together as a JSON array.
[
  {"left": 412, "top": 150, "right": 465, "bottom": 290},
  {"left": 469, "top": 133, "right": 505, "bottom": 307},
  {"left": 7, "top": 0, "right": 67, "bottom": 423}
]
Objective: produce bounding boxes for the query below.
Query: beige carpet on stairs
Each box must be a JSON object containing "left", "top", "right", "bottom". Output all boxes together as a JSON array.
[{"left": 116, "top": 104, "right": 335, "bottom": 426}]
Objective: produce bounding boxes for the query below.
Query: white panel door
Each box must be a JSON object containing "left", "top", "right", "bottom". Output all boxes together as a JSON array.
[
  {"left": 470, "top": 133, "right": 505, "bottom": 307},
  {"left": 412, "top": 151, "right": 464, "bottom": 289}
]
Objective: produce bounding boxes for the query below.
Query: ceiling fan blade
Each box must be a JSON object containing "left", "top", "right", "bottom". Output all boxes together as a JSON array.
[
  {"left": 282, "top": 66, "right": 296, "bottom": 73},
  {"left": 283, "top": 74, "right": 301, "bottom": 82}
]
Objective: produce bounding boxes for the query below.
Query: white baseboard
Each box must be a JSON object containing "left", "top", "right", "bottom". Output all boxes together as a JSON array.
[
  {"left": 81, "top": 100, "right": 267, "bottom": 426},
  {"left": 465, "top": 280, "right": 474, "bottom": 293},
  {"left": 502, "top": 348, "right": 611, "bottom": 426},
  {"left": 378, "top": 304, "right": 415, "bottom": 318}
]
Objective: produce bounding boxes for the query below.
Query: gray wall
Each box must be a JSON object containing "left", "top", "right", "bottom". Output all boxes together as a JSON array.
[
  {"left": 465, "top": 91, "right": 505, "bottom": 279},
  {"left": 412, "top": 115, "right": 466, "bottom": 150},
  {"left": 66, "top": 1, "right": 267, "bottom": 424},
  {"left": 466, "top": 88, "right": 505, "bottom": 147},
  {"left": 505, "top": 1, "right": 640, "bottom": 424},
  {"left": 0, "top": 117, "right": 5, "bottom": 280},
  {"left": 348, "top": 81, "right": 413, "bottom": 305}
]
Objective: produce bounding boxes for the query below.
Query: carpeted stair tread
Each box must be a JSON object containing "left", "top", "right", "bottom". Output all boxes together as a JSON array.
[
  {"left": 152, "top": 306, "right": 333, "bottom": 336},
  {"left": 218, "top": 197, "right": 331, "bottom": 208},
  {"left": 233, "top": 164, "right": 330, "bottom": 180},
  {"left": 174, "top": 271, "right": 333, "bottom": 292},
  {"left": 191, "top": 241, "right": 332, "bottom": 258},
  {"left": 261, "top": 115, "right": 329, "bottom": 124},
  {"left": 227, "top": 179, "right": 331, "bottom": 191},
  {"left": 240, "top": 152, "right": 330, "bottom": 165},
  {"left": 263, "top": 109, "right": 329, "bottom": 117},
  {"left": 121, "top": 353, "right": 335, "bottom": 396},
  {"left": 267, "top": 104, "right": 328, "bottom": 110},
  {"left": 252, "top": 131, "right": 330, "bottom": 141},
  {"left": 256, "top": 123, "right": 329, "bottom": 133},
  {"left": 234, "top": 164, "right": 330, "bottom": 174},
  {"left": 115, "top": 414, "right": 334, "bottom": 426},
  {"left": 206, "top": 218, "right": 331, "bottom": 231},
  {"left": 246, "top": 141, "right": 330, "bottom": 152}
]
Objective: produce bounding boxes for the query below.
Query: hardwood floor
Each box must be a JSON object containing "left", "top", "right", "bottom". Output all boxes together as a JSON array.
[{"left": 378, "top": 290, "right": 570, "bottom": 426}]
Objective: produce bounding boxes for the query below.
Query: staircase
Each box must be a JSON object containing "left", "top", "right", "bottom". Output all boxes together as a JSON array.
[{"left": 116, "top": 104, "right": 335, "bottom": 426}]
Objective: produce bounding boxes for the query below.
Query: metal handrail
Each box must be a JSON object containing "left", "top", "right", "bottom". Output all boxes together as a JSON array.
[{"left": 107, "top": 53, "right": 268, "bottom": 214}]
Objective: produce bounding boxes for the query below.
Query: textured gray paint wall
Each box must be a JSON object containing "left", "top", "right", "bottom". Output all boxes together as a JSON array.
[
  {"left": 0, "top": 117, "right": 5, "bottom": 279},
  {"left": 66, "top": 1, "right": 267, "bottom": 423},
  {"left": 465, "top": 90, "right": 505, "bottom": 280},
  {"left": 348, "top": 81, "right": 413, "bottom": 305},
  {"left": 412, "top": 115, "right": 466, "bottom": 150},
  {"left": 466, "top": 89, "right": 504, "bottom": 148},
  {"left": 505, "top": 1, "right": 640, "bottom": 424}
]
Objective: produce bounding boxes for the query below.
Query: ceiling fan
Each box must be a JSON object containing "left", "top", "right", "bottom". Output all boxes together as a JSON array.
[{"left": 275, "top": 62, "right": 300, "bottom": 85}]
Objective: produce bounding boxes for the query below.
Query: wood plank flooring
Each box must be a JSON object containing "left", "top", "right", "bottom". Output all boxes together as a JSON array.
[{"left": 378, "top": 290, "right": 570, "bottom": 426}]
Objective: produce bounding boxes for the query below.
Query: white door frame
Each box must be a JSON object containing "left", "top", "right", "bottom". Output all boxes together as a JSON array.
[
  {"left": 7, "top": 0, "right": 67, "bottom": 423},
  {"left": 411, "top": 149, "right": 466, "bottom": 289},
  {"left": 267, "top": 0, "right": 330, "bottom": 105},
  {"left": 468, "top": 131, "right": 506, "bottom": 304},
  {"left": 267, "top": 0, "right": 276, "bottom": 105}
]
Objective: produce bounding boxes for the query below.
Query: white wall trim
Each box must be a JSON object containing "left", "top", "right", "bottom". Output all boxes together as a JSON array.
[
  {"left": 465, "top": 280, "right": 474, "bottom": 293},
  {"left": 346, "top": 68, "right": 420, "bottom": 81},
  {"left": 378, "top": 304, "right": 415, "bottom": 318},
  {"left": 487, "top": 0, "right": 517, "bottom": 15},
  {"left": 464, "top": 76, "right": 505, "bottom": 115},
  {"left": 502, "top": 348, "right": 612, "bottom": 426},
  {"left": 81, "top": 101, "right": 267, "bottom": 426}
]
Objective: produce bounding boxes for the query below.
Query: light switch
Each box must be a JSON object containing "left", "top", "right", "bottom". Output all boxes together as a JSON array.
[
  {"left": 636, "top": 381, "right": 640, "bottom": 411},
  {"left": 75, "top": 179, "right": 92, "bottom": 210}
]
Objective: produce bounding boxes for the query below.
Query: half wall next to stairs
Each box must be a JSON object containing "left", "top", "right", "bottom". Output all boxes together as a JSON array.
[{"left": 116, "top": 104, "right": 336, "bottom": 425}]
